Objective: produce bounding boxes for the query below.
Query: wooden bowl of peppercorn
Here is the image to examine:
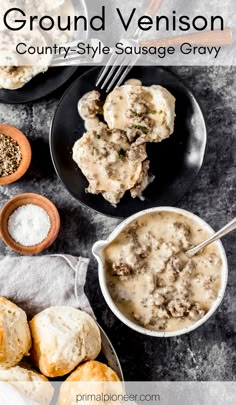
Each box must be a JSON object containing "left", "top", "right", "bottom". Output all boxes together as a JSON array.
[{"left": 0, "top": 124, "right": 31, "bottom": 185}]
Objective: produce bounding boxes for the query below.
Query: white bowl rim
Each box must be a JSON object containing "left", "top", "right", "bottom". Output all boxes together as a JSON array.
[{"left": 92, "top": 207, "right": 228, "bottom": 338}]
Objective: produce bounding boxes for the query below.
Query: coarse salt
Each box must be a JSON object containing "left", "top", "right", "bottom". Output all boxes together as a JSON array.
[{"left": 8, "top": 204, "right": 51, "bottom": 247}]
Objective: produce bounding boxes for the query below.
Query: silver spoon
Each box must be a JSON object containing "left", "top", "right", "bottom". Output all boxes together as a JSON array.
[{"left": 186, "top": 217, "right": 236, "bottom": 258}]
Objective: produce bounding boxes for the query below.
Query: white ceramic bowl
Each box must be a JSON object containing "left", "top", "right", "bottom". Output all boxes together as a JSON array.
[{"left": 93, "top": 207, "right": 228, "bottom": 337}]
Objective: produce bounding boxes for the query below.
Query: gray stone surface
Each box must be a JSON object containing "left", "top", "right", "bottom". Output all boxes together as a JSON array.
[{"left": 0, "top": 66, "right": 235, "bottom": 381}]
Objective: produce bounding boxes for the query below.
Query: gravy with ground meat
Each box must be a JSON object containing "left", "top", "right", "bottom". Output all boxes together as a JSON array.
[
  {"left": 104, "top": 211, "right": 222, "bottom": 332},
  {"left": 74, "top": 81, "right": 176, "bottom": 205}
]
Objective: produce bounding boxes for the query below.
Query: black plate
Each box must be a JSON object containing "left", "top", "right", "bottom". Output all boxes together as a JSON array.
[
  {"left": 0, "top": 67, "right": 79, "bottom": 104},
  {"left": 50, "top": 66, "right": 207, "bottom": 218}
]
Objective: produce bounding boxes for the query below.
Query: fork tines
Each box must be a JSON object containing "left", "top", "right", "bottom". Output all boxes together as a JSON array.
[{"left": 96, "top": 44, "right": 140, "bottom": 92}]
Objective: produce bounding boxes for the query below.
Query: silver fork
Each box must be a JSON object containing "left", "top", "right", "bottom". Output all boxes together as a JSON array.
[
  {"left": 96, "top": 0, "right": 164, "bottom": 92},
  {"left": 96, "top": 28, "right": 233, "bottom": 92}
]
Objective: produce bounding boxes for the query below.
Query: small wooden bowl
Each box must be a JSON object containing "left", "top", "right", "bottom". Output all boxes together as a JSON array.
[
  {"left": 0, "top": 193, "right": 60, "bottom": 255},
  {"left": 0, "top": 124, "right": 32, "bottom": 185}
]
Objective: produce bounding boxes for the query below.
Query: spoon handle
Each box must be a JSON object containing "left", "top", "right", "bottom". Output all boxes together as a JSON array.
[
  {"left": 186, "top": 217, "right": 236, "bottom": 258},
  {"left": 145, "top": 0, "right": 164, "bottom": 16},
  {"left": 141, "top": 27, "right": 233, "bottom": 47}
]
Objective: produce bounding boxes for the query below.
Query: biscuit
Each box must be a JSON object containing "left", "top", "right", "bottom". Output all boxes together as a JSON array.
[
  {"left": 0, "top": 297, "right": 31, "bottom": 367},
  {"left": 30, "top": 306, "right": 101, "bottom": 377}
]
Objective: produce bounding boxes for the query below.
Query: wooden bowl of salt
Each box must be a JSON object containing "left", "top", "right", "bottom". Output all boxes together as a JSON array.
[{"left": 0, "top": 193, "right": 60, "bottom": 255}]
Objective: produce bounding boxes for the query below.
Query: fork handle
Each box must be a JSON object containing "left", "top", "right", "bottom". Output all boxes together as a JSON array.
[
  {"left": 141, "top": 28, "right": 233, "bottom": 47},
  {"left": 145, "top": 0, "right": 164, "bottom": 16}
]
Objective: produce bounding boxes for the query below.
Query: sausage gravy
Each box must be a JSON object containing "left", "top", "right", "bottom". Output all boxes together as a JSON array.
[{"left": 104, "top": 211, "right": 222, "bottom": 332}]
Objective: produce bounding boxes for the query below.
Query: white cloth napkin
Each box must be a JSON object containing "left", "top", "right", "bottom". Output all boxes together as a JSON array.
[{"left": 0, "top": 254, "right": 93, "bottom": 319}]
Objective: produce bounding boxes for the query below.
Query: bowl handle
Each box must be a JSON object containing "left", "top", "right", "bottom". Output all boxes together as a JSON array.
[{"left": 92, "top": 240, "right": 108, "bottom": 261}]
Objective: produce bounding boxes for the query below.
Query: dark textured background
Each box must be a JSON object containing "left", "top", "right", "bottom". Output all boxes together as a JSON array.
[{"left": 0, "top": 66, "right": 235, "bottom": 381}]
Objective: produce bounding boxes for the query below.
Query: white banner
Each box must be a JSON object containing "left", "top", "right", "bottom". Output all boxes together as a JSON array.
[
  {"left": 0, "top": 0, "right": 235, "bottom": 66},
  {"left": 1, "top": 381, "right": 236, "bottom": 405}
]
